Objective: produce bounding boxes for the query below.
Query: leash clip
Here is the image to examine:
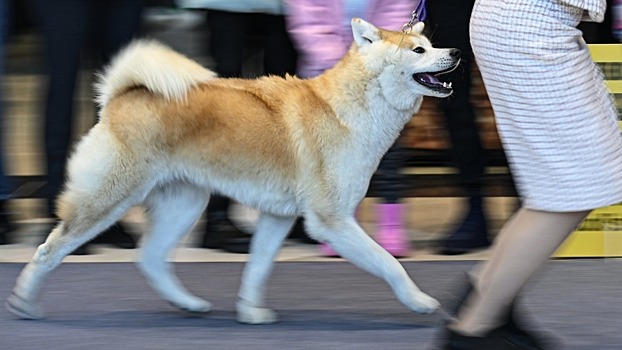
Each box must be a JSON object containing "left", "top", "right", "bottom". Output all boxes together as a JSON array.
[
  {"left": 398, "top": 10, "right": 418, "bottom": 50},
  {"left": 401, "top": 10, "right": 418, "bottom": 34},
  {"left": 397, "top": 1, "right": 426, "bottom": 51}
]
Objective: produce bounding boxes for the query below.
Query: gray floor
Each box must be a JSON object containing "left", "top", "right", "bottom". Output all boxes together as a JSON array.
[
  {"left": 1, "top": 260, "right": 621, "bottom": 350},
  {"left": 2, "top": 24, "right": 621, "bottom": 350}
]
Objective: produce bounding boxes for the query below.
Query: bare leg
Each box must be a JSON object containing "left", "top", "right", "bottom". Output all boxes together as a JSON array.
[
  {"left": 237, "top": 214, "right": 296, "bottom": 324},
  {"left": 307, "top": 214, "right": 439, "bottom": 314},
  {"left": 138, "top": 184, "right": 210, "bottom": 313},
  {"left": 452, "top": 207, "right": 589, "bottom": 335}
]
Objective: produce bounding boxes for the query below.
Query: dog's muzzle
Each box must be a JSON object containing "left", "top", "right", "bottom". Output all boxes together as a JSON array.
[{"left": 412, "top": 49, "right": 461, "bottom": 95}]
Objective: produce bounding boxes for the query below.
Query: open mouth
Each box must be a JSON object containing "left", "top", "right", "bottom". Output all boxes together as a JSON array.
[{"left": 412, "top": 66, "right": 455, "bottom": 94}]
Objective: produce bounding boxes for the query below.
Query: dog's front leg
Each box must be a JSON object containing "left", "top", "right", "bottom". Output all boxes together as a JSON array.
[
  {"left": 308, "top": 215, "right": 440, "bottom": 314},
  {"left": 237, "top": 214, "right": 296, "bottom": 324}
]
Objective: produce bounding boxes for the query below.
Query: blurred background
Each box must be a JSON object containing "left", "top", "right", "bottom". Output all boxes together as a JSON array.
[{"left": 0, "top": 0, "right": 518, "bottom": 254}]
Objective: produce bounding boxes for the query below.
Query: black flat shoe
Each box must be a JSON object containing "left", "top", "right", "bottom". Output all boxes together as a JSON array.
[
  {"left": 70, "top": 224, "right": 134, "bottom": 255},
  {"left": 442, "top": 276, "right": 556, "bottom": 350},
  {"left": 92, "top": 223, "right": 136, "bottom": 249},
  {"left": 287, "top": 217, "right": 318, "bottom": 244},
  {"left": 0, "top": 200, "right": 14, "bottom": 245},
  {"left": 70, "top": 244, "right": 91, "bottom": 255},
  {"left": 200, "top": 218, "right": 251, "bottom": 254},
  {"left": 442, "top": 323, "right": 549, "bottom": 350},
  {"left": 439, "top": 204, "right": 490, "bottom": 255}
]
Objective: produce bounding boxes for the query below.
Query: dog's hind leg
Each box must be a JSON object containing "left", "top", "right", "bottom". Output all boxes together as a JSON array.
[
  {"left": 6, "top": 125, "right": 150, "bottom": 319},
  {"left": 237, "top": 214, "right": 296, "bottom": 324},
  {"left": 138, "top": 183, "right": 211, "bottom": 314},
  {"left": 6, "top": 199, "right": 138, "bottom": 319},
  {"left": 306, "top": 214, "right": 440, "bottom": 314}
]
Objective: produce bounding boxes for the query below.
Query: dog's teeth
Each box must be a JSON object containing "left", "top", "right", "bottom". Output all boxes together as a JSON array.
[{"left": 448, "top": 82, "right": 452, "bottom": 88}]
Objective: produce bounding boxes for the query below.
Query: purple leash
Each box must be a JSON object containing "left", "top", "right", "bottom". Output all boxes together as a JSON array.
[
  {"left": 402, "top": 0, "right": 427, "bottom": 34},
  {"left": 415, "top": 0, "right": 427, "bottom": 22}
]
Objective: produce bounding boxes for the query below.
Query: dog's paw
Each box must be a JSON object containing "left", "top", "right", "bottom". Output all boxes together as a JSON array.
[
  {"left": 236, "top": 299, "right": 278, "bottom": 324},
  {"left": 404, "top": 291, "right": 441, "bottom": 314},
  {"left": 6, "top": 293, "right": 45, "bottom": 320},
  {"left": 170, "top": 296, "right": 212, "bottom": 314}
]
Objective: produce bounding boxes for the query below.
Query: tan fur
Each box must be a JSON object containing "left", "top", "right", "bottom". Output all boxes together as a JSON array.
[{"left": 6, "top": 19, "right": 460, "bottom": 323}]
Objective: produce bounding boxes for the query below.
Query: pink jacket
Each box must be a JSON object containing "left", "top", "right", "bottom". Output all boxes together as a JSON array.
[{"left": 285, "top": 0, "right": 420, "bottom": 78}]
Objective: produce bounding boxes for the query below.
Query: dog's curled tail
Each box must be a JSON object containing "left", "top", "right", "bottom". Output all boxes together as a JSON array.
[{"left": 95, "top": 40, "right": 216, "bottom": 107}]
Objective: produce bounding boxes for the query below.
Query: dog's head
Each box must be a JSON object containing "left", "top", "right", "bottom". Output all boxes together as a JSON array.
[{"left": 350, "top": 18, "right": 460, "bottom": 104}]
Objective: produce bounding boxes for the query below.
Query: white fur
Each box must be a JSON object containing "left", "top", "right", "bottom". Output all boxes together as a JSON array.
[
  {"left": 6, "top": 19, "right": 460, "bottom": 324},
  {"left": 95, "top": 40, "right": 217, "bottom": 107},
  {"left": 139, "top": 184, "right": 212, "bottom": 313}
]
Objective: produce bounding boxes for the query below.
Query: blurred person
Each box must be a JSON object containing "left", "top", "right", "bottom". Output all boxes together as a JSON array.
[
  {"left": 579, "top": 0, "right": 615, "bottom": 43},
  {"left": 177, "top": 0, "right": 301, "bottom": 253},
  {"left": 614, "top": 0, "right": 622, "bottom": 40},
  {"left": 29, "top": 0, "right": 145, "bottom": 254},
  {"left": 437, "top": 0, "right": 622, "bottom": 348},
  {"left": 0, "top": 0, "right": 13, "bottom": 245},
  {"left": 141, "top": 0, "right": 205, "bottom": 32},
  {"left": 285, "top": 0, "right": 422, "bottom": 257},
  {"left": 425, "top": 0, "right": 492, "bottom": 255}
]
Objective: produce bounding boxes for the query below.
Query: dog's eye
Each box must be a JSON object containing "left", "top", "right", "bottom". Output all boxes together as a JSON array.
[{"left": 413, "top": 47, "right": 425, "bottom": 54}]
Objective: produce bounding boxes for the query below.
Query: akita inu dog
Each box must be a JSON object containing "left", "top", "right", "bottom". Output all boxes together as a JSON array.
[{"left": 6, "top": 18, "right": 459, "bottom": 323}]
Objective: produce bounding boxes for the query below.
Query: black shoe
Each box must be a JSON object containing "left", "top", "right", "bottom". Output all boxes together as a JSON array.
[
  {"left": 70, "top": 244, "right": 91, "bottom": 255},
  {"left": 92, "top": 223, "right": 136, "bottom": 249},
  {"left": 441, "top": 323, "right": 549, "bottom": 350},
  {"left": 440, "top": 202, "right": 490, "bottom": 255},
  {"left": 288, "top": 218, "right": 318, "bottom": 244},
  {"left": 0, "top": 200, "right": 13, "bottom": 245},
  {"left": 200, "top": 218, "right": 251, "bottom": 254},
  {"left": 0, "top": 220, "right": 9, "bottom": 245},
  {"left": 71, "top": 224, "right": 133, "bottom": 255},
  {"left": 443, "top": 277, "right": 556, "bottom": 350},
  {"left": 0, "top": 228, "right": 8, "bottom": 245}
]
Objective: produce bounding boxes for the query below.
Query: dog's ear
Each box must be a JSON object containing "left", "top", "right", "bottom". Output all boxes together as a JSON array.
[
  {"left": 351, "top": 18, "right": 381, "bottom": 47},
  {"left": 412, "top": 22, "right": 425, "bottom": 35}
]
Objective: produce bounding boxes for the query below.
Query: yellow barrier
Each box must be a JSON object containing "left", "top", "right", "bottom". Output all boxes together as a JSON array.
[
  {"left": 554, "top": 44, "right": 622, "bottom": 257},
  {"left": 555, "top": 205, "right": 622, "bottom": 257}
]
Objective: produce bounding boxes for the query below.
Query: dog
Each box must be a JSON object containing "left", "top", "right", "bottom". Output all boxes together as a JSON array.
[{"left": 6, "top": 18, "right": 459, "bottom": 324}]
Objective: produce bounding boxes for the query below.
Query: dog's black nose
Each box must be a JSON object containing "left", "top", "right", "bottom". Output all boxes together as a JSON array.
[{"left": 450, "top": 49, "right": 461, "bottom": 58}]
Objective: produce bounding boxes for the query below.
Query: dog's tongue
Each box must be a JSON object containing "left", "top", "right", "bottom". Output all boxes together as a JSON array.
[{"left": 417, "top": 73, "right": 440, "bottom": 84}]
